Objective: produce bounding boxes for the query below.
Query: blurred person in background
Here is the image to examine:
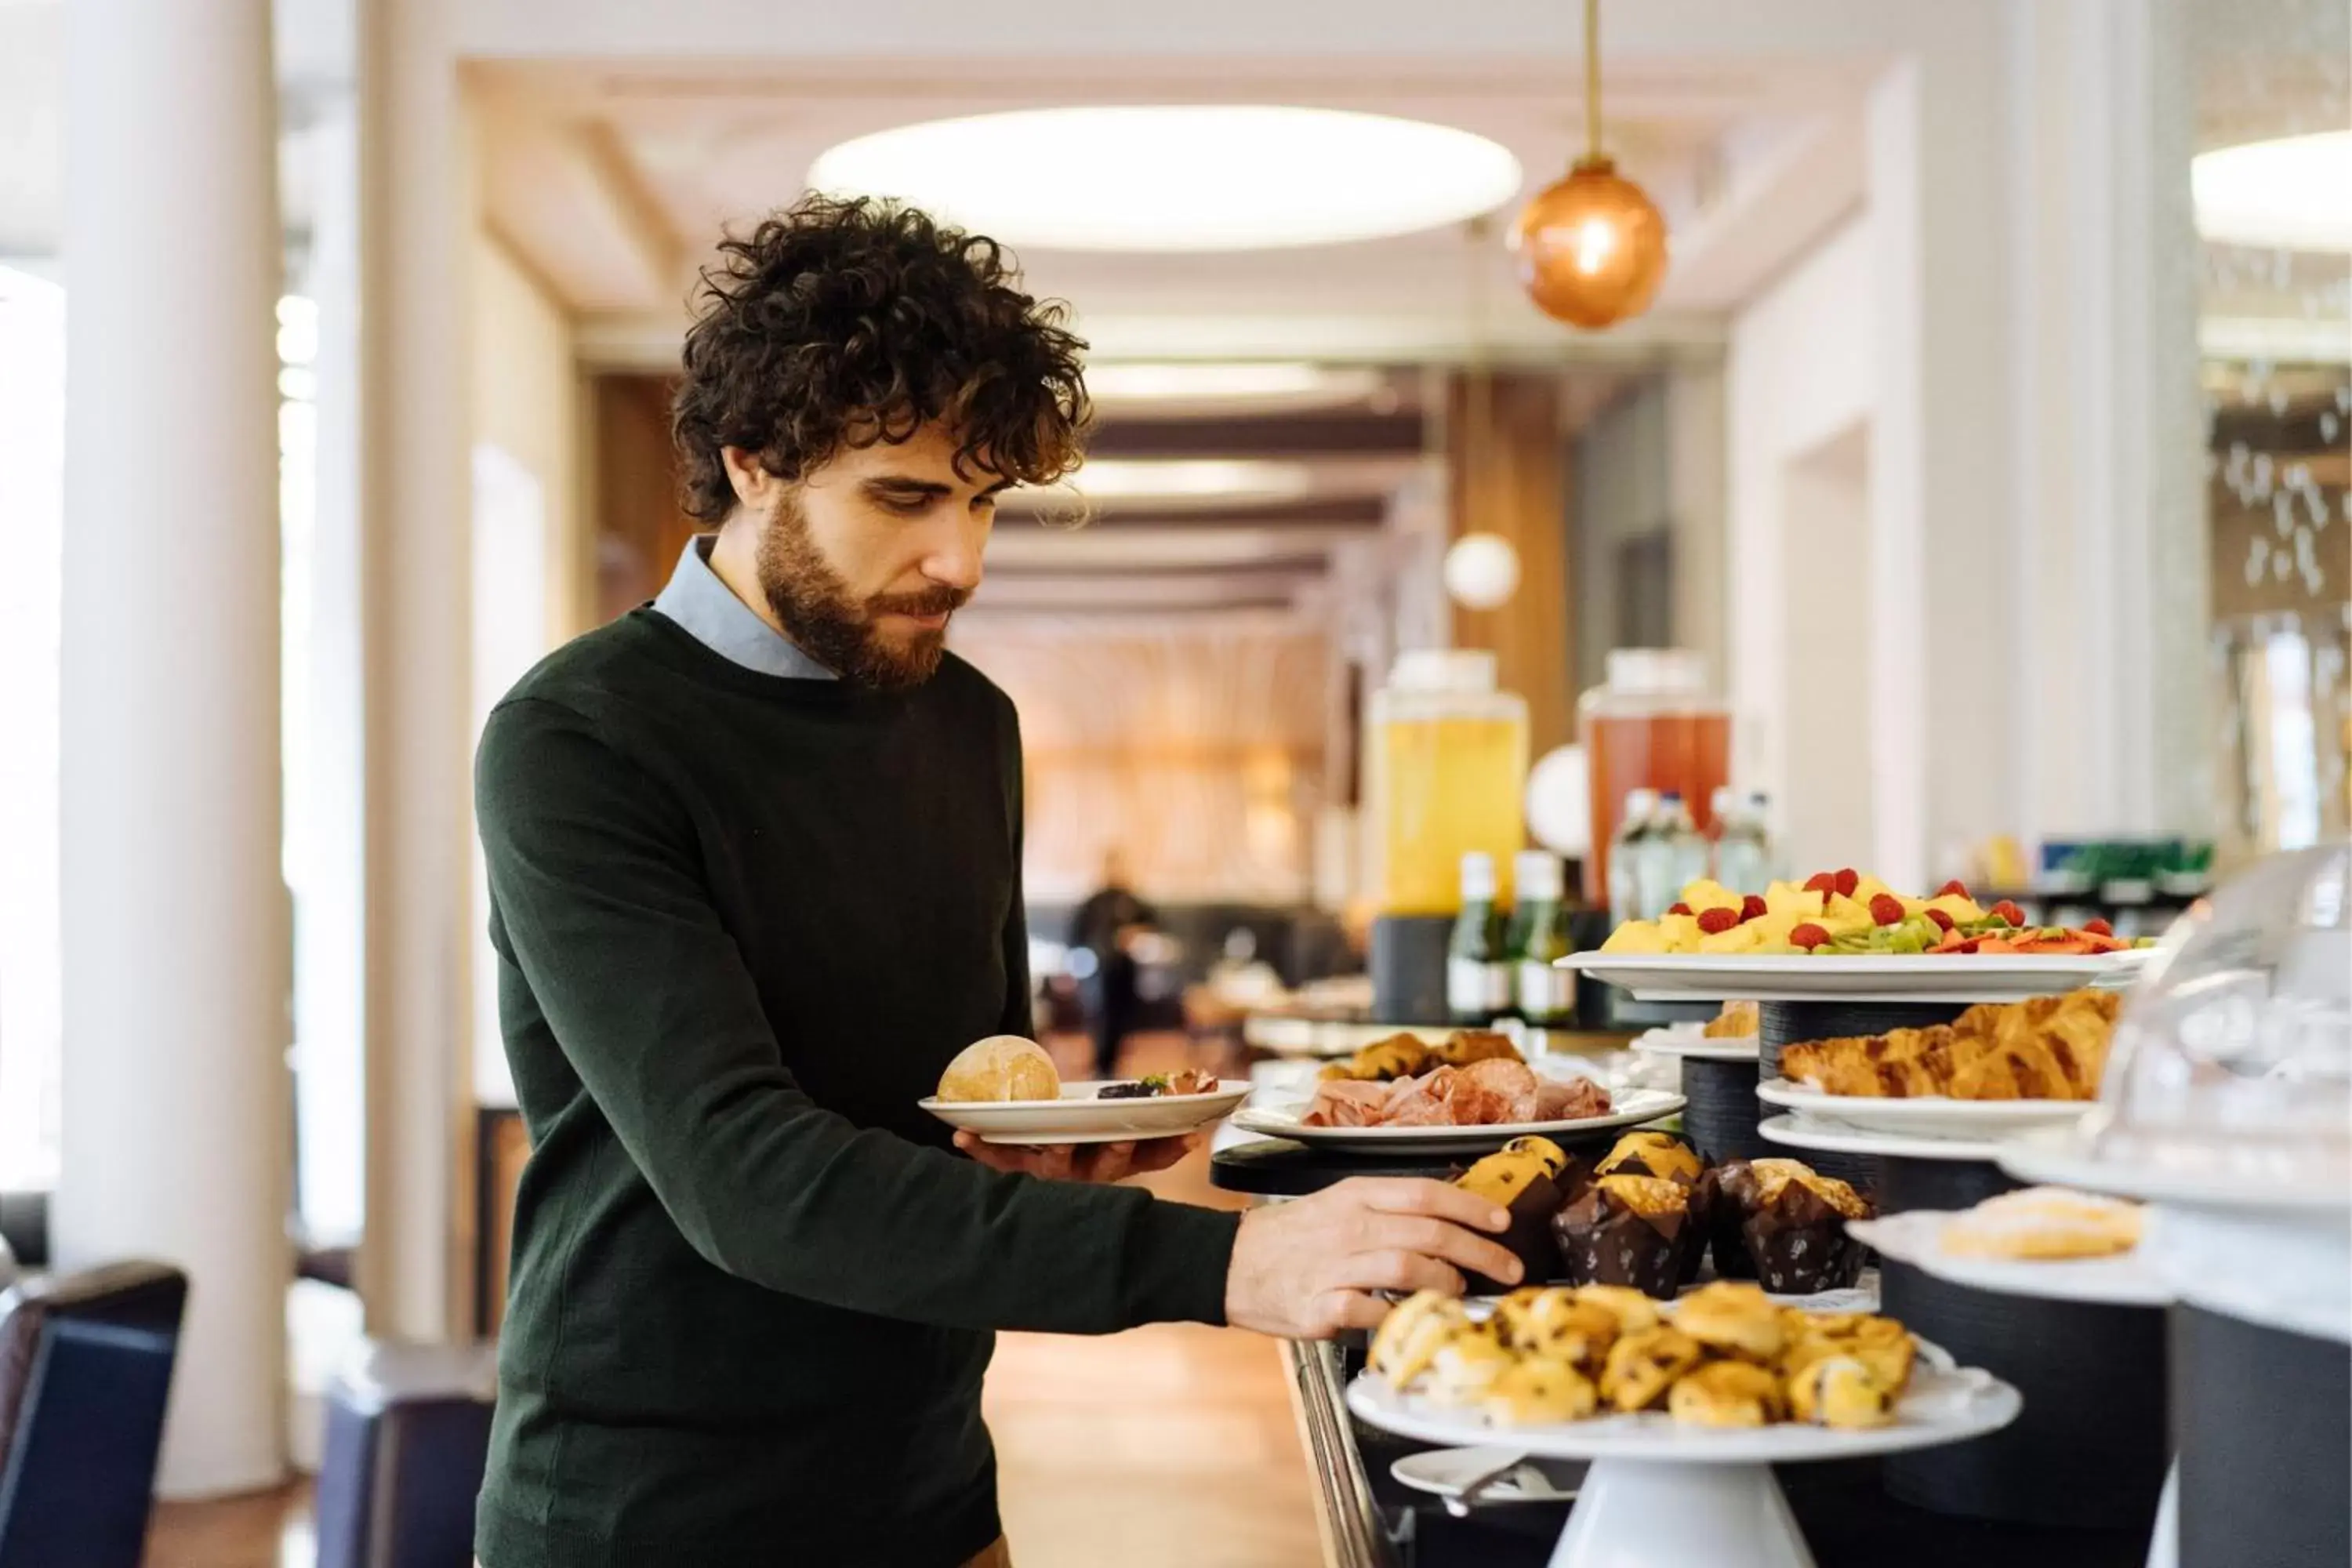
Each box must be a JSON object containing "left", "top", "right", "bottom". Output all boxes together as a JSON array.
[
  {"left": 471, "top": 195, "right": 1519, "bottom": 1568},
  {"left": 1068, "top": 845, "right": 1156, "bottom": 1078}
]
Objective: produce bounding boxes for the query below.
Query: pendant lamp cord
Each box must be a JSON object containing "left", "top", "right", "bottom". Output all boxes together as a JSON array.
[{"left": 1584, "top": 0, "right": 1603, "bottom": 159}]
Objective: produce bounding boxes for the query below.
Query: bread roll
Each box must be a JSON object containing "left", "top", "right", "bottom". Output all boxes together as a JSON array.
[{"left": 936, "top": 1036, "right": 1061, "bottom": 1103}]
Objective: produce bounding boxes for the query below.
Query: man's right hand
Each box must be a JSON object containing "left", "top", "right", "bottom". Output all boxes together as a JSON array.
[{"left": 1222, "top": 1178, "right": 1523, "bottom": 1340}]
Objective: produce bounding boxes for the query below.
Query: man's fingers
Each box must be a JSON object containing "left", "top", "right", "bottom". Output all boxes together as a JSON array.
[
  {"left": 1372, "top": 1215, "right": 1523, "bottom": 1287},
  {"left": 1316, "top": 1290, "right": 1391, "bottom": 1335},
  {"left": 1334, "top": 1249, "right": 1466, "bottom": 1298},
  {"left": 1351, "top": 1178, "right": 1512, "bottom": 1232}
]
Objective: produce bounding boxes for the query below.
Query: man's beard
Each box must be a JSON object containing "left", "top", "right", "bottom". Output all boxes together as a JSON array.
[{"left": 753, "top": 494, "right": 969, "bottom": 691}]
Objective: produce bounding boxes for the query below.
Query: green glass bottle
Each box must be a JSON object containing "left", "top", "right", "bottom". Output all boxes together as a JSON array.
[
  {"left": 1446, "top": 851, "right": 1511, "bottom": 1027},
  {"left": 1509, "top": 850, "right": 1576, "bottom": 1029}
]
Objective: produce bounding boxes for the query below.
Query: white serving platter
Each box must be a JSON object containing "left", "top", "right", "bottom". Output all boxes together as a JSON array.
[
  {"left": 1756, "top": 1078, "right": 2095, "bottom": 1141},
  {"left": 1229, "top": 1087, "right": 1686, "bottom": 1156},
  {"left": 917, "top": 1080, "right": 1250, "bottom": 1145},
  {"left": 1849, "top": 1208, "right": 2171, "bottom": 1308},
  {"left": 1559, "top": 949, "right": 2154, "bottom": 1004}
]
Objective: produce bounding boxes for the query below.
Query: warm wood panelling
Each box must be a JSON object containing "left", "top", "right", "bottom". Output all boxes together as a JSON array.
[
  {"left": 592, "top": 373, "right": 698, "bottom": 622},
  {"left": 1447, "top": 372, "right": 1577, "bottom": 758}
]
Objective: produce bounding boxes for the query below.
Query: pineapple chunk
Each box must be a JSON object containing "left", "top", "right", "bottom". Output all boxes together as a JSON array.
[
  {"left": 1849, "top": 873, "right": 1896, "bottom": 907},
  {"left": 1820, "top": 895, "right": 1877, "bottom": 937},
  {"left": 1678, "top": 879, "right": 1744, "bottom": 915},
  {"left": 1657, "top": 913, "right": 1706, "bottom": 952},
  {"left": 1926, "top": 892, "right": 1986, "bottom": 924},
  {"left": 1747, "top": 909, "right": 1807, "bottom": 948},
  {"left": 1763, "top": 880, "right": 1828, "bottom": 919},
  {"left": 1698, "top": 920, "right": 1767, "bottom": 953},
  {"left": 1601, "top": 920, "right": 1669, "bottom": 954}
]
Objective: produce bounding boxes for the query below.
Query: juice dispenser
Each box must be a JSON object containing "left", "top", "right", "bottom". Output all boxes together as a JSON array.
[
  {"left": 1579, "top": 649, "right": 1730, "bottom": 908},
  {"left": 1365, "top": 650, "right": 1529, "bottom": 1022}
]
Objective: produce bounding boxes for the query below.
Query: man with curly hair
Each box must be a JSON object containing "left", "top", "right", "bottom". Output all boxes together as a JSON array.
[{"left": 471, "top": 195, "right": 1518, "bottom": 1568}]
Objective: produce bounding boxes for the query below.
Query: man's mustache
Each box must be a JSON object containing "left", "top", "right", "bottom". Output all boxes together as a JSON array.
[{"left": 868, "top": 585, "right": 971, "bottom": 619}]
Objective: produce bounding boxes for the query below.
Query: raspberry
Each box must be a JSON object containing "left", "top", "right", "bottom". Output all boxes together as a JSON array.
[
  {"left": 1868, "top": 894, "right": 1905, "bottom": 926},
  {"left": 2084, "top": 917, "right": 2114, "bottom": 937},
  {"left": 1667, "top": 902, "right": 1694, "bottom": 917},
  {"left": 1696, "top": 907, "right": 1740, "bottom": 935},
  {"left": 1740, "top": 895, "right": 1769, "bottom": 921},
  {"left": 1934, "top": 880, "right": 1969, "bottom": 898},
  {"left": 1947, "top": 937, "right": 1983, "bottom": 954},
  {"left": 1835, "top": 869, "right": 1860, "bottom": 898},
  {"left": 1991, "top": 900, "right": 2027, "bottom": 928},
  {"left": 1788, "top": 923, "right": 1831, "bottom": 950},
  {"left": 1803, "top": 872, "right": 1838, "bottom": 896},
  {"left": 1923, "top": 908, "right": 1955, "bottom": 932}
]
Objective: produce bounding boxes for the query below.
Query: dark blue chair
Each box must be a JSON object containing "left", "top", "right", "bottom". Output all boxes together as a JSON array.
[
  {"left": 314, "top": 1340, "right": 499, "bottom": 1568},
  {"left": 0, "top": 1261, "right": 188, "bottom": 1568}
]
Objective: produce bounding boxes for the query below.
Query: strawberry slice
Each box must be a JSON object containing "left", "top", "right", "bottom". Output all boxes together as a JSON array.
[
  {"left": 1867, "top": 894, "right": 1905, "bottom": 927},
  {"left": 1740, "top": 895, "right": 1769, "bottom": 922},
  {"left": 1934, "top": 879, "right": 1969, "bottom": 898},
  {"left": 2083, "top": 917, "right": 2114, "bottom": 937},
  {"left": 1667, "top": 902, "right": 1694, "bottom": 917},
  {"left": 1923, "top": 908, "right": 1955, "bottom": 932},
  {"left": 1788, "top": 923, "right": 1831, "bottom": 950},
  {"left": 1835, "top": 868, "right": 1860, "bottom": 898},
  {"left": 1803, "top": 872, "right": 1838, "bottom": 896}
]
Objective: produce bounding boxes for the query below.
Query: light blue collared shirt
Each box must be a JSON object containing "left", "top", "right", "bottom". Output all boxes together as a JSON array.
[{"left": 651, "top": 535, "right": 838, "bottom": 681}]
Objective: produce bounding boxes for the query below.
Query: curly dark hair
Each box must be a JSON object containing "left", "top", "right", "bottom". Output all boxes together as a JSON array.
[{"left": 670, "top": 194, "right": 1092, "bottom": 522}]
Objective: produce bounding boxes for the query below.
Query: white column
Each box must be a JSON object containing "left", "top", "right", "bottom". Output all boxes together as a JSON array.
[
  {"left": 57, "top": 0, "right": 290, "bottom": 1500},
  {"left": 356, "top": 0, "right": 472, "bottom": 1344}
]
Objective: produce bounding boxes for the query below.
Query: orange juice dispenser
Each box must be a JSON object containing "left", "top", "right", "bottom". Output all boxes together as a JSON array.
[
  {"left": 1579, "top": 648, "right": 1731, "bottom": 909},
  {"left": 1365, "top": 650, "right": 1529, "bottom": 1022}
]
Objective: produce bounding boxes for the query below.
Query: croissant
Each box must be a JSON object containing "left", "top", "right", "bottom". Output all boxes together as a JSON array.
[{"left": 1780, "top": 989, "right": 2117, "bottom": 1100}]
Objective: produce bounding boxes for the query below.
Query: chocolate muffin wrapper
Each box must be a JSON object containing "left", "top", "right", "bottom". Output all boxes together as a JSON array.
[
  {"left": 1552, "top": 1192, "right": 1690, "bottom": 1300},
  {"left": 1466, "top": 1172, "right": 1565, "bottom": 1294},
  {"left": 1729, "top": 1182, "right": 1868, "bottom": 1295}
]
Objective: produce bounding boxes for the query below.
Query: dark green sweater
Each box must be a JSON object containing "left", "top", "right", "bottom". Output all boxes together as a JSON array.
[{"left": 471, "top": 610, "right": 1241, "bottom": 1568}]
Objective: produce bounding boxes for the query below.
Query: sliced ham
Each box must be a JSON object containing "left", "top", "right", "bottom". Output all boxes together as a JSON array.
[
  {"left": 1304, "top": 1063, "right": 1613, "bottom": 1129},
  {"left": 1451, "top": 1058, "right": 1542, "bottom": 1123},
  {"left": 1300, "top": 1079, "right": 1391, "bottom": 1127},
  {"left": 1535, "top": 1076, "right": 1613, "bottom": 1122}
]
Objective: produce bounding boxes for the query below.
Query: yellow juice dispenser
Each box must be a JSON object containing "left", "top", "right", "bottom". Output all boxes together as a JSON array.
[{"left": 1366, "top": 650, "right": 1530, "bottom": 1022}]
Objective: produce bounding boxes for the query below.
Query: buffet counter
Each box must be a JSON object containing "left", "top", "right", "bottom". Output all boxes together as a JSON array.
[{"left": 1283, "top": 1332, "right": 2154, "bottom": 1568}]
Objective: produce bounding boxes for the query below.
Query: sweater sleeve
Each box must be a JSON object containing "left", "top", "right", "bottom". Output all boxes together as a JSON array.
[
  {"left": 474, "top": 696, "right": 1237, "bottom": 1334},
  {"left": 996, "top": 701, "right": 1036, "bottom": 1041}
]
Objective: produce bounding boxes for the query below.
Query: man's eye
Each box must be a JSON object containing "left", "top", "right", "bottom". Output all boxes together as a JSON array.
[{"left": 880, "top": 495, "right": 928, "bottom": 516}]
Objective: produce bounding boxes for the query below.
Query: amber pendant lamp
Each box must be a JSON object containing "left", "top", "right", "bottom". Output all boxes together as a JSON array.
[{"left": 1509, "top": 0, "right": 1671, "bottom": 328}]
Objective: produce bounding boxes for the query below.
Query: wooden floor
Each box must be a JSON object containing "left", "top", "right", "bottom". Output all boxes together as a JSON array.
[{"left": 144, "top": 1033, "right": 1321, "bottom": 1568}]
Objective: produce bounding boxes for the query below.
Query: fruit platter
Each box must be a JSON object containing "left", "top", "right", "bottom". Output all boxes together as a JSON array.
[{"left": 1559, "top": 872, "right": 2159, "bottom": 1004}]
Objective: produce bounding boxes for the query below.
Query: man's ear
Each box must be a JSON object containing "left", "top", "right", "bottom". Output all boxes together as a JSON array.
[{"left": 720, "top": 446, "right": 776, "bottom": 510}]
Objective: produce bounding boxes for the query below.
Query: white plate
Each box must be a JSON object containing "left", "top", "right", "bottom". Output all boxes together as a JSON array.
[
  {"left": 1632, "top": 1022, "right": 1760, "bottom": 1062},
  {"left": 1389, "top": 1446, "right": 1579, "bottom": 1506},
  {"left": 1347, "top": 1350, "right": 2018, "bottom": 1465},
  {"left": 1755, "top": 1079, "right": 2094, "bottom": 1140},
  {"left": 1997, "top": 1124, "right": 2352, "bottom": 1214},
  {"left": 1229, "top": 1087, "right": 1687, "bottom": 1156},
  {"left": 1559, "top": 949, "right": 2154, "bottom": 1004},
  {"left": 1849, "top": 1210, "right": 2171, "bottom": 1307},
  {"left": 918, "top": 1080, "right": 1250, "bottom": 1145},
  {"left": 1757, "top": 1113, "right": 2010, "bottom": 1164}
]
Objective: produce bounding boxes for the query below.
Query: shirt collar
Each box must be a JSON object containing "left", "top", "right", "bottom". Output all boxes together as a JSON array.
[{"left": 652, "top": 536, "right": 838, "bottom": 682}]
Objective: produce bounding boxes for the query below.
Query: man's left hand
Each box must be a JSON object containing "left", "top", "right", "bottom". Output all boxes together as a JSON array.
[{"left": 953, "top": 1132, "right": 1199, "bottom": 1184}]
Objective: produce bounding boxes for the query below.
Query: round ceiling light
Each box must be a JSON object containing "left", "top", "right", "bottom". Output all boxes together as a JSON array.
[
  {"left": 2193, "top": 131, "right": 2352, "bottom": 252},
  {"left": 807, "top": 107, "right": 1523, "bottom": 252}
]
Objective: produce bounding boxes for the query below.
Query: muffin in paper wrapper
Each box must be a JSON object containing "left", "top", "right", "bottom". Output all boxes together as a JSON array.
[
  {"left": 1550, "top": 1175, "right": 1705, "bottom": 1300},
  {"left": 1703, "top": 1159, "right": 1871, "bottom": 1294}
]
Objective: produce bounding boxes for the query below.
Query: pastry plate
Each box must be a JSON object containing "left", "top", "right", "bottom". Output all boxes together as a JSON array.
[
  {"left": 1389, "top": 1446, "right": 1579, "bottom": 1506},
  {"left": 1756, "top": 1079, "right": 2093, "bottom": 1140},
  {"left": 918, "top": 1080, "right": 1251, "bottom": 1145},
  {"left": 1997, "top": 1124, "right": 2352, "bottom": 1214},
  {"left": 1229, "top": 1087, "right": 1686, "bottom": 1156},
  {"left": 1559, "top": 949, "right": 2154, "bottom": 1004},
  {"left": 1347, "top": 1347, "right": 2018, "bottom": 1465},
  {"left": 1468, "top": 1280, "right": 1882, "bottom": 1317},
  {"left": 1632, "top": 1022, "right": 1761, "bottom": 1062},
  {"left": 1849, "top": 1210, "right": 2172, "bottom": 1308},
  {"left": 1758, "top": 1113, "right": 2009, "bottom": 1164}
]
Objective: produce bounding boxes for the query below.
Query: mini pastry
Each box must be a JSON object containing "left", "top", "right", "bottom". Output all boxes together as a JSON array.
[
  {"left": 1594, "top": 1131, "right": 1704, "bottom": 1187},
  {"left": 1553, "top": 1174, "right": 1704, "bottom": 1298},
  {"left": 1672, "top": 1282, "right": 1786, "bottom": 1364},
  {"left": 1704, "top": 1157, "right": 1872, "bottom": 1293},
  {"left": 1455, "top": 1138, "right": 1573, "bottom": 1290},
  {"left": 1369, "top": 1290, "right": 1470, "bottom": 1388},
  {"left": 1668, "top": 1361, "right": 1786, "bottom": 1428},
  {"left": 936, "top": 1036, "right": 1060, "bottom": 1102},
  {"left": 1425, "top": 1327, "right": 1515, "bottom": 1408},
  {"left": 1486, "top": 1356, "right": 1599, "bottom": 1426},
  {"left": 1494, "top": 1287, "right": 1621, "bottom": 1374},
  {"left": 1573, "top": 1284, "right": 1664, "bottom": 1336},
  {"left": 1436, "top": 1029, "right": 1524, "bottom": 1069},
  {"left": 1784, "top": 1315, "right": 1914, "bottom": 1392},
  {"left": 1599, "top": 1326, "right": 1703, "bottom": 1412},
  {"left": 1940, "top": 1186, "right": 2143, "bottom": 1260},
  {"left": 1788, "top": 1355, "right": 1896, "bottom": 1429}
]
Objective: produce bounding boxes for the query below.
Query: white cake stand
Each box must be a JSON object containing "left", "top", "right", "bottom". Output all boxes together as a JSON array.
[{"left": 1347, "top": 1362, "right": 2020, "bottom": 1568}]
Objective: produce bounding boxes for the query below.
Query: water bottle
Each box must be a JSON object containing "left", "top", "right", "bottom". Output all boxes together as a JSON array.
[
  {"left": 1714, "top": 789, "right": 1776, "bottom": 896},
  {"left": 1607, "top": 788, "right": 1659, "bottom": 922},
  {"left": 1651, "top": 792, "right": 1709, "bottom": 914}
]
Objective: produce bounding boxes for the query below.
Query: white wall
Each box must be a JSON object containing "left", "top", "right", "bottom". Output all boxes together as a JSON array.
[
  {"left": 1779, "top": 427, "right": 1873, "bottom": 876},
  {"left": 467, "top": 230, "right": 576, "bottom": 1109}
]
